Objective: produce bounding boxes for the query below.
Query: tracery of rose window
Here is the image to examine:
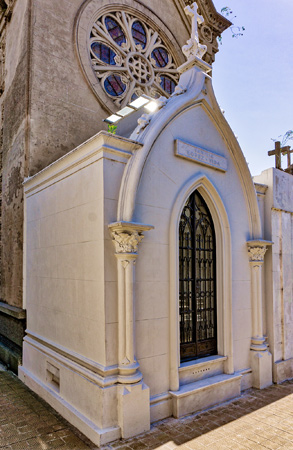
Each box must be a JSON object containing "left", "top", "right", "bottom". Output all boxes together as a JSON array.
[{"left": 89, "top": 11, "right": 179, "bottom": 108}]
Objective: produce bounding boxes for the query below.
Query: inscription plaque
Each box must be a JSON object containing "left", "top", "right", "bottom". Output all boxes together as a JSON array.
[{"left": 175, "top": 140, "right": 227, "bottom": 172}]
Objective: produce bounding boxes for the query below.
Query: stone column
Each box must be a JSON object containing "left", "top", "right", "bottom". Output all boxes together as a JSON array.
[
  {"left": 247, "top": 240, "right": 272, "bottom": 389},
  {"left": 109, "top": 221, "right": 153, "bottom": 439}
]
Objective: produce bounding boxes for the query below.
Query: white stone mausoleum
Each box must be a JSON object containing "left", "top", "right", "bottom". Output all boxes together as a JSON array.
[{"left": 0, "top": 0, "right": 291, "bottom": 447}]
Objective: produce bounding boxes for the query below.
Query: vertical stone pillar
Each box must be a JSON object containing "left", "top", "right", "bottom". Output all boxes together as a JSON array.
[
  {"left": 247, "top": 240, "right": 273, "bottom": 389},
  {"left": 109, "top": 221, "right": 153, "bottom": 439}
]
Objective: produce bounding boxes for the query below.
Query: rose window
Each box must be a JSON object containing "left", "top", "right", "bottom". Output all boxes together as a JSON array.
[{"left": 89, "top": 11, "right": 179, "bottom": 108}]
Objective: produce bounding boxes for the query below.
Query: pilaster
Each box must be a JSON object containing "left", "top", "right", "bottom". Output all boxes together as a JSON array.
[
  {"left": 247, "top": 240, "right": 273, "bottom": 389},
  {"left": 109, "top": 221, "right": 153, "bottom": 438}
]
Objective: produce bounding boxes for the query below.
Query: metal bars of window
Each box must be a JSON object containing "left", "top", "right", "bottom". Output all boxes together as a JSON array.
[{"left": 179, "top": 191, "right": 217, "bottom": 361}]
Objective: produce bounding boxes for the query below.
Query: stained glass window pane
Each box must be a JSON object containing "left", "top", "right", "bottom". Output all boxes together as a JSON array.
[
  {"left": 104, "top": 74, "right": 126, "bottom": 96},
  {"left": 131, "top": 21, "right": 147, "bottom": 48},
  {"left": 179, "top": 191, "right": 217, "bottom": 362},
  {"left": 160, "top": 75, "right": 176, "bottom": 95},
  {"left": 151, "top": 48, "right": 169, "bottom": 67},
  {"left": 89, "top": 11, "right": 179, "bottom": 106},
  {"left": 105, "top": 17, "right": 126, "bottom": 46},
  {"left": 91, "top": 42, "right": 116, "bottom": 65}
]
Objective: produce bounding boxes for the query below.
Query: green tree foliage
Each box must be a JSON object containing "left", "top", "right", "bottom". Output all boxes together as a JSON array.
[{"left": 272, "top": 130, "right": 293, "bottom": 147}]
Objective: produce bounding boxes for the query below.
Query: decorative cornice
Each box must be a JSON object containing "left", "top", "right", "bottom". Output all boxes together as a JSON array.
[
  {"left": 184, "top": 0, "right": 232, "bottom": 33},
  {"left": 247, "top": 240, "right": 273, "bottom": 263},
  {"left": 109, "top": 221, "right": 154, "bottom": 254},
  {"left": 174, "top": 0, "right": 232, "bottom": 65},
  {"left": 254, "top": 182, "right": 268, "bottom": 196},
  {"left": 23, "top": 131, "right": 141, "bottom": 194},
  {"left": 0, "top": 301, "right": 26, "bottom": 319}
]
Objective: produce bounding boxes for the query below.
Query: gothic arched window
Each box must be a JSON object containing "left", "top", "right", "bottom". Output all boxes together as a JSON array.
[
  {"left": 89, "top": 11, "right": 179, "bottom": 108},
  {"left": 179, "top": 191, "right": 217, "bottom": 361}
]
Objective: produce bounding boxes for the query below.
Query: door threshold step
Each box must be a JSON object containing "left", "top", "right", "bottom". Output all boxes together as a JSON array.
[{"left": 170, "top": 373, "right": 242, "bottom": 417}]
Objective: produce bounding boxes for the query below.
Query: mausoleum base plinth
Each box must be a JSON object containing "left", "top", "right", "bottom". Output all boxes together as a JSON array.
[
  {"left": 273, "top": 358, "right": 293, "bottom": 384},
  {"left": 250, "top": 350, "right": 273, "bottom": 389},
  {"left": 118, "top": 381, "right": 150, "bottom": 439}
]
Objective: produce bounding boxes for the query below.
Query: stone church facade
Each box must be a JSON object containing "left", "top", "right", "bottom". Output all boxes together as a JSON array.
[{"left": 0, "top": 0, "right": 292, "bottom": 446}]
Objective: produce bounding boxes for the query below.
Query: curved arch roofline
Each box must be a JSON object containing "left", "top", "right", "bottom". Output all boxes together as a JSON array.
[{"left": 117, "top": 65, "right": 262, "bottom": 240}]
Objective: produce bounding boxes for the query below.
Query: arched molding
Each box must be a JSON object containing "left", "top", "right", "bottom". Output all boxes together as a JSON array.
[
  {"left": 205, "top": 78, "right": 262, "bottom": 239},
  {"left": 118, "top": 67, "right": 206, "bottom": 221},
  {"left": 74, "top": 0, "right": 184, "bottom": 113},
  {"left": 117, "top": 69, "right": 262, "bottom": 240},
  {"left": 169, "top": 174, "right": 233, "bottom": 391}
]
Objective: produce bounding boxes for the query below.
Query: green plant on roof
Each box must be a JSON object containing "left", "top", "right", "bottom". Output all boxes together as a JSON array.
[
  {"left": 271, "top": 130, "right": 293, "bottom": 147},
  {"left": 108, "top": 124, "right": 117, "bottom": 135}
]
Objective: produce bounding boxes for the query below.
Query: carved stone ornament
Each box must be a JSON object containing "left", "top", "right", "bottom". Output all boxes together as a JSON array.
[
  {"left": 201, "top": 25, "right": 213, "bottom": 43},
  {"left": 248, "top": 247, "right": 267, "bottom": 262},
  {"left": 136, "top": 113, "right": 151, "bottom": 134},
  {"left": 111, "top": 230, "right": 144, "bottom": 253},
  {"left": 171, "top": 84, "right": 187, "bottom": 97},
  {"left": 181, "top": 0, "right": 232, "bottom": 66},
  {"left": 182, "top": 2, "right": 207, "bottom": 60},
  {"left": 184, "top": 0, "right": 232, "bottom": 34},
  {"left": 109, "top": 222, "right": 154, "bottom": 254},
  {"left": 247, "top": 240, "right": 273, "bottom": 263}
]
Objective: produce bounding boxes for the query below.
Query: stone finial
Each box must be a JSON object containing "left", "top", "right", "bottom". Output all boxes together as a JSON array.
[{"left": 182, "top": 2, "right": 207, "bottom": 60}]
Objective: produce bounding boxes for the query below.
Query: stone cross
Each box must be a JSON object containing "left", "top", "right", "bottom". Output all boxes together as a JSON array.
[
  {"left": 268, "top": 141, "right": 290, "bottom": 170},
  {"left": 182, "top": 1, "right": 207, "bottom": 61},
  {"left": 184, "top": 2, "right": 204, "bottom": 41}
]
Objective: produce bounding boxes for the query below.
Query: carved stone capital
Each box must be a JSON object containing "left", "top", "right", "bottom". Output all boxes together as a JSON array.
[
  {"left": 109, "top": 221, "right": 154, "bottom": 254},
  {"left": 247, "top": 240, "right": 273, "bottom": 264},
  {"left": 111, "top": 230, "right": 143, "bottom": 254}
]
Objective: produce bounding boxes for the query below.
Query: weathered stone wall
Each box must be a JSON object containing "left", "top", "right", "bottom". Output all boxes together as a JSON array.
[
  {"left": 0, "top": 0, "right": 228, "bottom": 371},
  {"left": 1, "top": 0, "right": 30, "bottom": 307},
  {"left": 28, "top": 0, "right": 188, "bottom": 175},
  {"left": 0, "top": 0, "right": 188, "bottom": 307},
  {"left": 0, "top": 0, "right": 189, "bottom": 368},
  {"left": 254, "top": 168, "right": 293, "bottom": 383}
]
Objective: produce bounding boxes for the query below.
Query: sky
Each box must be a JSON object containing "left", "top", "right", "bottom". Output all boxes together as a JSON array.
[{"left": 211, "top": 0, "right": 293, "bottom": 176}]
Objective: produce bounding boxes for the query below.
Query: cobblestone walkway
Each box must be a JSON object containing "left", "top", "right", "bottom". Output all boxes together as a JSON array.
[{"left": 1, "top": 365, "right": 293, "bottom": 450}]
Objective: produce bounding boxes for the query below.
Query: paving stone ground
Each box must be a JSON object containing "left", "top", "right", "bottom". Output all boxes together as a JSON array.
[{"left": 1, "top": 364, "right": 293, "bottom": 450}]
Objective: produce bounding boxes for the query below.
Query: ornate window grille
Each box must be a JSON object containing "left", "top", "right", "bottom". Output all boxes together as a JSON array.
[
  {"left": 179, "top": 191, "right": 217, "bottom": 361},
  {"left": 89, "top": 11, "right": 179, "bottom": 108}
]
